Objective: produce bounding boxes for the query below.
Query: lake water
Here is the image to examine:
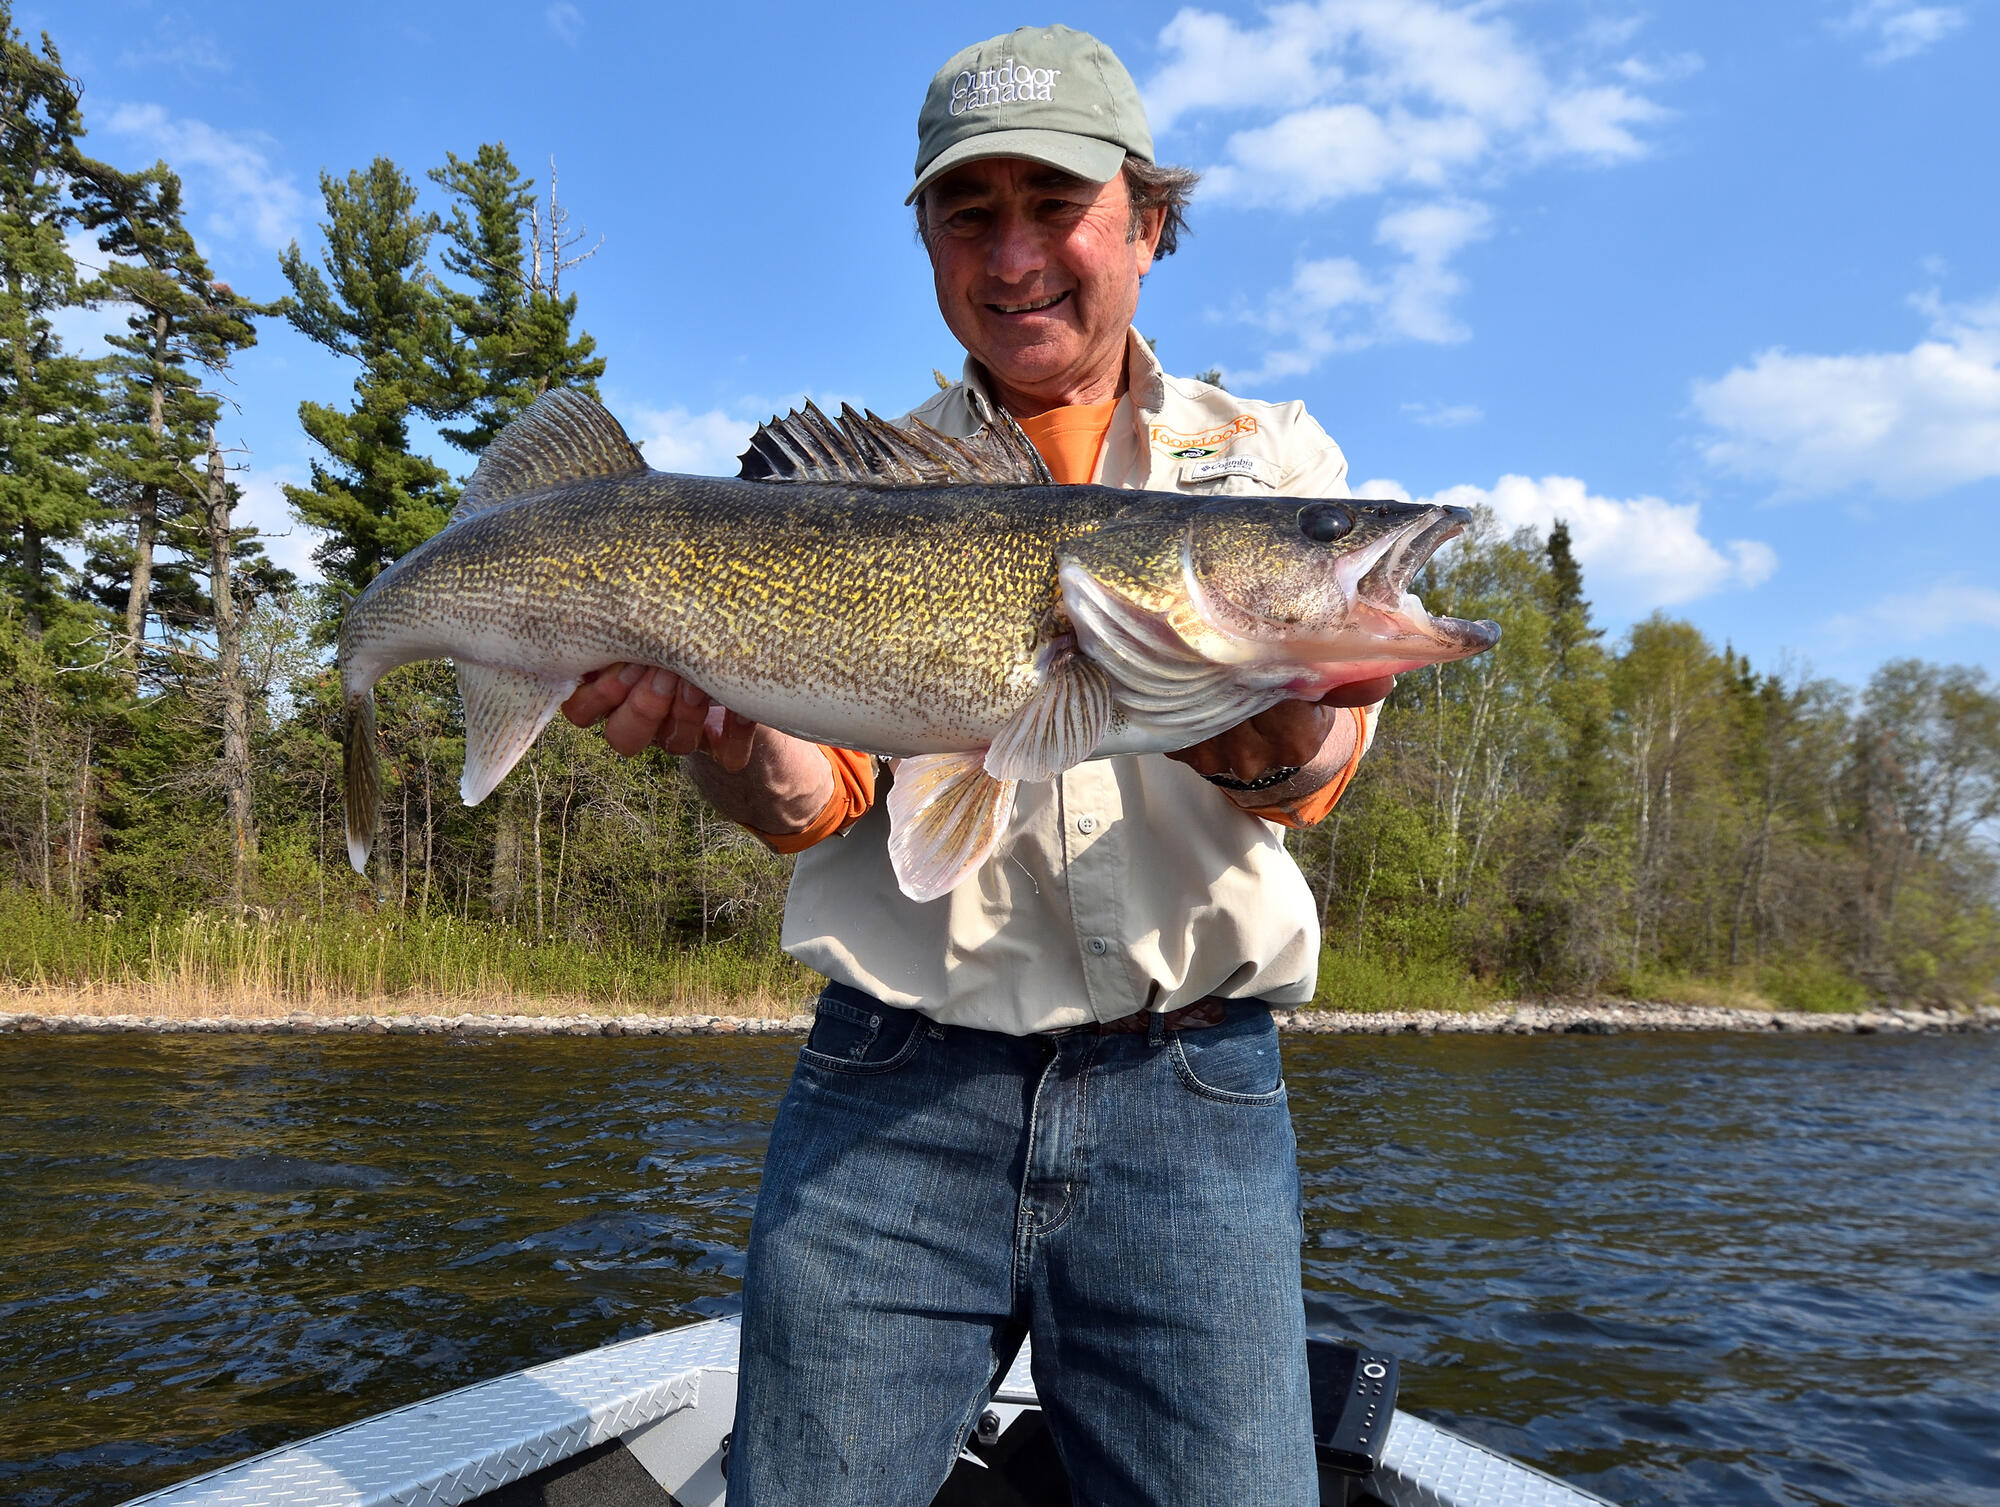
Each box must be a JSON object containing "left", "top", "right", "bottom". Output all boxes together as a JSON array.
[{"left": 2, "top": 1029, "right": 1995, "bottom": 1506}]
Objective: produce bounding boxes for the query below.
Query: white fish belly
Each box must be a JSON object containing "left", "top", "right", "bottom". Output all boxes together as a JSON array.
[{"left": 689, "top": 676, "right": 1007, "bottom": 759}]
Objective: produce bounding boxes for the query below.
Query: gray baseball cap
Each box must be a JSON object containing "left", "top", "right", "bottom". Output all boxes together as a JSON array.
[{"left": 907, "top": 24, "right": 1154, "bottom": 205}]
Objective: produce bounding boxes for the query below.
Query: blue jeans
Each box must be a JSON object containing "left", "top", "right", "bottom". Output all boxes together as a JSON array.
[{"left": 729, "top": 983, "right": 1316, "bottom": 1506}]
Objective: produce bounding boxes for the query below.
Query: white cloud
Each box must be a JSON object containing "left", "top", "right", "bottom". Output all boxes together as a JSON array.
[
  {"left": 546, "top": 3, "right": 584, "bottom": 45},
  {"left": 1381, "top": 473, "right": 1776, "bottom": 609},
  {"left": 627, "top": 405, "right": 760, "bottom": 476},
  {"left": 1690, "top": 288, "right": 2000, "bottom": 500},
  {"left": 622, "top": 391, "right": 871, "bottom": 476},
  {"left": 1826, "top": 582, "right": 2000, "bottom": 644},
  {"left": 117, "top": 36, "right": 227, "bottom": 72},
  {"left": 103, "top": 103, "right": 306, "bottom": 250},
  {"left": 1149, "top": 1, "right": 1680, "bottom": 380},
  {"left": 1228, "top": 198, "right": 1492, "bottom": 384},
  {"left": 1834, "top": 1, "right": 1968, "bottom": 63},
  {"left": 1402, "top": 401, "right": 1483, "bottom": 428},
  {"left": 1613, "top": 50, "right": 1704, "bottom": 85}
]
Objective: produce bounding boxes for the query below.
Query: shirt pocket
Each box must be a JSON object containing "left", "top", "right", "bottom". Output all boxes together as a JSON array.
[{"left": 1175, "top": 452, "right": 1285, "bottom": 493}]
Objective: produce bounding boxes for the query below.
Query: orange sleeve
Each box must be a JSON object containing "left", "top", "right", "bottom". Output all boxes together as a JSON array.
[
  {"left": 752, "top": 746, "right": 877, "bottom": 855},
  {"left": 1240, "top": 707, "right": 1370, "bottom": 829}
]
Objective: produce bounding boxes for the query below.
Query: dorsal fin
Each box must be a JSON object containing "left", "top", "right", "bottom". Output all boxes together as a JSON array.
[
  {"left": 452, "top": 389, "right": 648, "bottom": 522},
  {"left": 737, "top": 399, "right": 1053, "bottom": 487}
]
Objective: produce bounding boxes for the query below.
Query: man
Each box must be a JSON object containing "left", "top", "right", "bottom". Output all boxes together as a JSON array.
[{"left": 563, "top": 25, "right": 1390, "bottom": 1506}]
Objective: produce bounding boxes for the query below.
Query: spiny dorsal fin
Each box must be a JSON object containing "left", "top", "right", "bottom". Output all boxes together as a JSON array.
[
  {"left": 737, "top": 399, "right": 1053, "bottom": 488},
  {"left": 452, "top": 389, "right": 648, "bottom": 522}
]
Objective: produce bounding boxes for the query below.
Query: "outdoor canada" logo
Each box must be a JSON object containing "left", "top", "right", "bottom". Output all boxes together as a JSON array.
[{"left": 951, "top": 58, "right": 1062, "bottom": 116}]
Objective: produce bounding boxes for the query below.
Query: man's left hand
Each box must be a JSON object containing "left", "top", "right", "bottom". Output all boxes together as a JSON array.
[{"left": 1165, "top": 675, "right": 1394, "bottom": 785}]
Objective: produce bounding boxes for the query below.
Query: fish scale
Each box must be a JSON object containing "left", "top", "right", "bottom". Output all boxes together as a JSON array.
[{"left": 339, "top": 390, "right": 1499, "bottom": 902}]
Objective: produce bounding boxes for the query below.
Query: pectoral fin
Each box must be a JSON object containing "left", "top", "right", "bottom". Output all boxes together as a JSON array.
[
  {"left": 984, "top": 645, "right": 1114, "bottom": 782},
  {"left": 457, "top": 662, "right": 578, "bottom": 806},
  {"left": 885, "top": 752, "right": 1018, "bottom": 903}
]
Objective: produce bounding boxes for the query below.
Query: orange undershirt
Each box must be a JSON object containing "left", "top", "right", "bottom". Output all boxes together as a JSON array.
[
  {"left": 754, "top": 395, "right": 1361, "bottom": 852},
  {"left": 1015, "top": 398, "right": 1119, "bottom": 485}
]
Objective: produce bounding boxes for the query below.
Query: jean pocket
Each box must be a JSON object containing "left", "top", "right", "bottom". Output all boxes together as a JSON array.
[
  {"left": 1169, "top": 1012, "right": 1286, "bottom": 1105},
  {"left": 799, "top": 985, "right": 927, "bottom": 1076}
]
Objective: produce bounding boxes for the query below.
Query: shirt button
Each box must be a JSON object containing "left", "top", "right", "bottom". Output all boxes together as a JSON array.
[
  {"left": 1077, "top": 815, "right": 1098, "bottom": 834},
  {"left": 1086, "top": 937, "right": 1109, "bottom": 956}
]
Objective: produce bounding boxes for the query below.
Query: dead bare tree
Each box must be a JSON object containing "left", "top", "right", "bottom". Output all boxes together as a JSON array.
[{"left": 202, "top": 428, "right": 255, "bottom": 911}]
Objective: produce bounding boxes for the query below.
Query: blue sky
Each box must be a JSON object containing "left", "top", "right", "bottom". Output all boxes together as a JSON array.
[{"left": 41, "top": 0, "right": 2000, "bottom": 688}]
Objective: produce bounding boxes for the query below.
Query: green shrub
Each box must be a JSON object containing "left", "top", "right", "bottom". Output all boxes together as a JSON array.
[
  {"left": 1312, "top": 941, "right": 1492, "bottom": 1013},
  {"left": 1760, "top": 954, "right": 1869, "bottom": 1013}
]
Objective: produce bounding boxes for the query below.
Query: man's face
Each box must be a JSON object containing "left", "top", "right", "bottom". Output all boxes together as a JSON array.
[{"left": 922, "top": 157, "right": 1164, "bottom": 414}]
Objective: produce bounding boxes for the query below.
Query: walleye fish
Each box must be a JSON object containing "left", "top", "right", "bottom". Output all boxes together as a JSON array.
[{"left": 340, "top": 389, "right": 1499, "bottom": 901}]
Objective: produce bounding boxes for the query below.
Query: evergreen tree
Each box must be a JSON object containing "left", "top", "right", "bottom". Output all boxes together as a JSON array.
[
  {"left": 0, "top": 8, "right": 104, "bottom": 637},
  {"left": 429, "top": 144, "right": 604, "bottom": 454},
  {"left": 278, "top": 158, "right": 459, "bottom": 590},
  {"left": 1541, "top": 517, "right": 1611, "bottom": 843},
  {"left": 79, "top": 161, "right": 265, "bottom": 663},
  {"left": 1541, "top": 519, "right": 1599, "bottom": 661}
]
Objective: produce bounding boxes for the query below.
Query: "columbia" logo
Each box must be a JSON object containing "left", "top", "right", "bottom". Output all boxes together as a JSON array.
[{"left": 951, "top": 58, "right": 1062, "bottom": 116}]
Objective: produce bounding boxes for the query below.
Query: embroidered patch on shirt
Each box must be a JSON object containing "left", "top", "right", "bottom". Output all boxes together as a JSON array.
[
  {"left": 1181, "top": 454, "right": 1267, "bottom": 484},
  {"left": 1150, "top": 414, "right": 1259, "bottom": 454}
]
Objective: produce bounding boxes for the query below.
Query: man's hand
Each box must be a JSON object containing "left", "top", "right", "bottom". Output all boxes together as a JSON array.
[
  {"left": 561, "top": 663, "right": 758, "bottom": 771},
  {"left": 1165, "top": 675, "right": 1394, "bottom": 785},
  {"left": 561, "top": 664, "right": 836, "bottom": 835}
]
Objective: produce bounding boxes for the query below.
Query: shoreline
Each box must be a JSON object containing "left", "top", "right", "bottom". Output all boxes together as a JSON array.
[{"left": 2, "top": 1000, "right": 1993, "bottom": 1038}]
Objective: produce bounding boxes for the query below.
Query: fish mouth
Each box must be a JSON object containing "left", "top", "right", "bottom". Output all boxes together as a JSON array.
[
  {"left": 1325, "top": 503, "right": 1501, "bottom": 658},
  {"left": 1356, "top": 505, "right": 1470, "bottom": 609}
]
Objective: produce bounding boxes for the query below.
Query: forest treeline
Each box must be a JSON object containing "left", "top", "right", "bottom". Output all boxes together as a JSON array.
[{"left": 2, "top": 10, "right": 1996, "bottom": 1012}]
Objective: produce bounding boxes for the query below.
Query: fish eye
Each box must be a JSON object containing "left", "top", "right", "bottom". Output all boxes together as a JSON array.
[{"left": 1298, "top": 502, "right": 1354, "bottom": 544}]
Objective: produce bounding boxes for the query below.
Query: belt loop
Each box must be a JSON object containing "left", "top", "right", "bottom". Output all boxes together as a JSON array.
[{"left": 1147, "top": 1009, "right": 1167, "bottom": 1048}]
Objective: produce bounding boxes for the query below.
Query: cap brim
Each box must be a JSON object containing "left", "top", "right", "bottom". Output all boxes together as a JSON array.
[{"left": 906, "top": 130, "right": 1128, "bottom": 205}]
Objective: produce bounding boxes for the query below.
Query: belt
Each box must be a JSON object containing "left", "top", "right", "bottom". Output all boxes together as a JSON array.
[{"left": 1053, "top": 995, "right": 1239, "bottom": 1036}]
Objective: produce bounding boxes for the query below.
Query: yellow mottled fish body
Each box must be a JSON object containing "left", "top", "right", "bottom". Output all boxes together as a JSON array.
[{"left": 339, "top": 391, "right": 1499, "bottom": 901}]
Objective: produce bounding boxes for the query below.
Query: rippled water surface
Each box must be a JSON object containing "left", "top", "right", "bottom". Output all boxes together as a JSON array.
[{"left": 2, "top": 1030, "right": 1995, "bottom": 1506}]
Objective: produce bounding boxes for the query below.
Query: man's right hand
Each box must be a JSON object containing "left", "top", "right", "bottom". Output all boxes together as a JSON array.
[
  {"left": 562, "top": 664, "right": 838, "bottom": 836},
  {"left": 561, "top": 663, "right": 758, "bottom": 771}
]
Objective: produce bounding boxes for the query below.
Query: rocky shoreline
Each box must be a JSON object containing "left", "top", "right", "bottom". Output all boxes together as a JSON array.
[{"left": 1, "top": 1000, "right": 1992, "bottom": 1038}]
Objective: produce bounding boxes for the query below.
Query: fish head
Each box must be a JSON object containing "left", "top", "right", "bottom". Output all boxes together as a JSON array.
[{"left": 1063, "top": 496, "right": 1500, "bottom": 693}]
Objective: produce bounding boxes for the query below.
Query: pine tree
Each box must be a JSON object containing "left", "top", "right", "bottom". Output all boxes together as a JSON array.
[
  {"left": 1542, "top": 519, "right": 1598, "bottom": 662},
  {"left": 79, "top": 161, "right": 265, "bottom": 665},
  {"left": 1541, "top": 517, "right": 1612, "bottom": 854},
  {"left": 0, "top": 8, "right": 104, "bottom": 637},
  {"left": 429, "top": 144, "right": 604, "bottom": 454},
  {"left": 278, "top": 158, "right": 460, "bottom": 590}
]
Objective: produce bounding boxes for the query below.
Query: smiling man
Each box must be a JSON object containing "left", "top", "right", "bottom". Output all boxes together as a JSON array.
[{"left": 562, "top": 24, "right": 1386, "bottom": 1506}]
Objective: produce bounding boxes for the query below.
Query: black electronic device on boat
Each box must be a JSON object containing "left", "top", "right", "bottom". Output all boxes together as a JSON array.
[{"left": 1307, "top": 1337, "right": 1400, "bottom": 1476}]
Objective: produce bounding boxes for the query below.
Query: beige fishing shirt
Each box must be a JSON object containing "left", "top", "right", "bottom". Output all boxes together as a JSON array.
[{"left": 779, "top": 329, "right": 1374, "bottom": 1034}]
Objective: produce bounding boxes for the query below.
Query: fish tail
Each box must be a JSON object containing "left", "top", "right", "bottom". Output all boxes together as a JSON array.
[{"left": 343, "top": 688, "right": 380, "bottom": 875}]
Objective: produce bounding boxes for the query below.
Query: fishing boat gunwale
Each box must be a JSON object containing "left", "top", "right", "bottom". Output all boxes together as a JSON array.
[{"left": 115, "top": 1314, "right": 1617, "bottom": 1507}]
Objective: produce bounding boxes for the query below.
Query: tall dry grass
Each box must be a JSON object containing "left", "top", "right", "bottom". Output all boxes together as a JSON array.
[{"left": 0, "top": 888, "right": 814, "bottom": 1018}]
